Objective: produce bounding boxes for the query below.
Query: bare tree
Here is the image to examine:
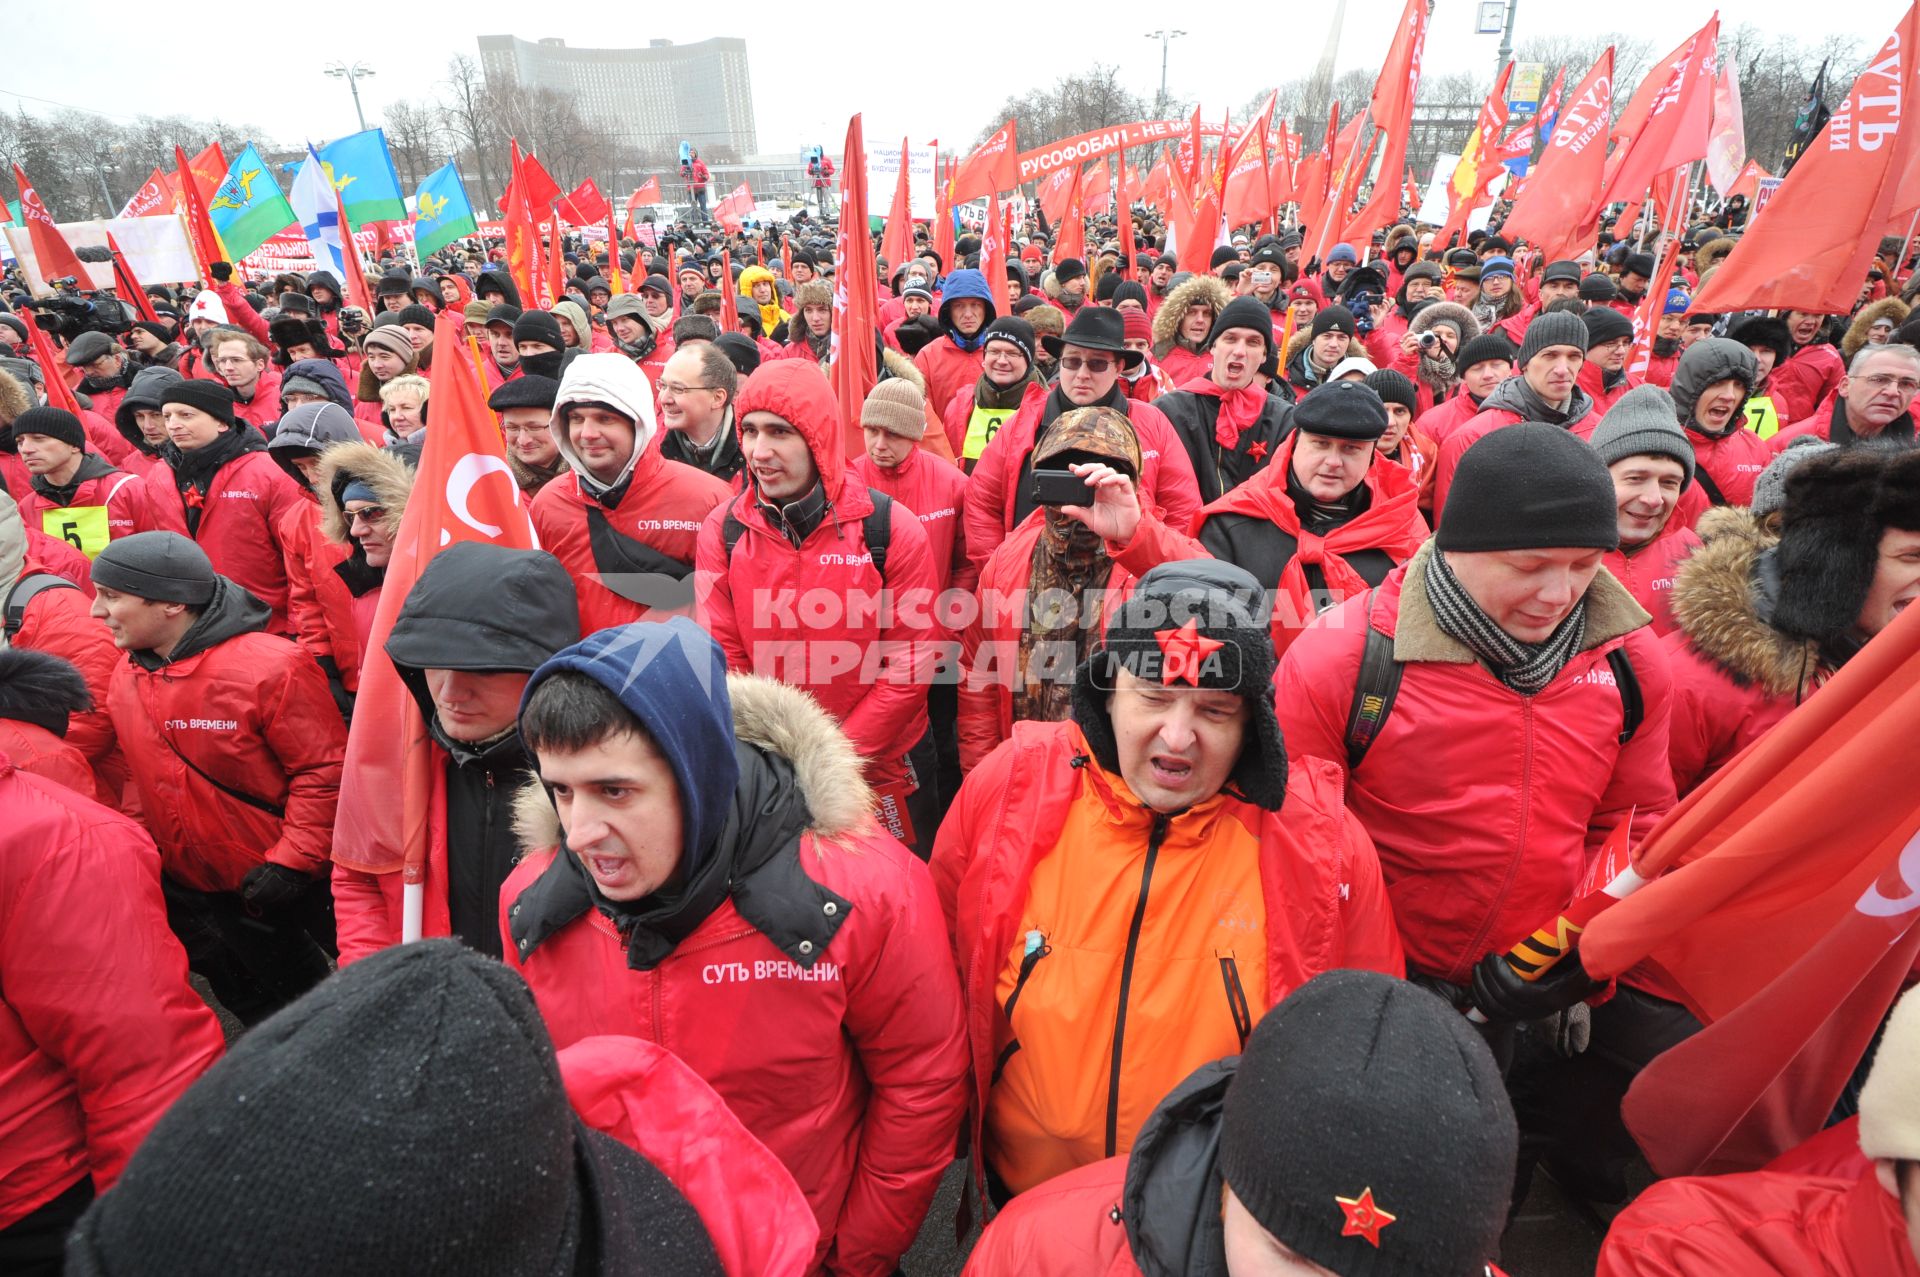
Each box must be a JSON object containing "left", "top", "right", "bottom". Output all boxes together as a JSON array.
[
  {"left": 973, "top": 65, "right": 1150, "bottom": 151},
  {"left": 440, "top": 54, "right": 500, "bottom": 203},
  {"left": 382, "top": 99, "right": 445, "bottom": 189}
]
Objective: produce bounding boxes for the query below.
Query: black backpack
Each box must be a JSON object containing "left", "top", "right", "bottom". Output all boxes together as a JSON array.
[
  {"left": 3, "top": 573, "right": 78, "bottom": 640},
  {"left": 1342, "top": 589, "right": 1643, "bottom": 769},
  {"left": 719, "top": 488, "right": 894, "bottom": 579}
]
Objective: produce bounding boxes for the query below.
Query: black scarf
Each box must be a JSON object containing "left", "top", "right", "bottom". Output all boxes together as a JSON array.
[
  {"left": 30, "top": 453, "right": 117, "bottom": 507},
  {"left": 165, "top": 426, "right": 263, "bottom": 535},
  {"left": 756, "top": 481, "right": 829, "bottom": 548},
  {"left": 1828, "top": 395, "right": 1917, "bottom": 447},
  {"left": 1285, "top": 464, "right": 1371, "bottom": 534},
  {"left": 974, "top": 371, "right": 1038, "bottom": 411},
  {"left": 1424, "top": 549, "right": 1587, "bottom": 695}
]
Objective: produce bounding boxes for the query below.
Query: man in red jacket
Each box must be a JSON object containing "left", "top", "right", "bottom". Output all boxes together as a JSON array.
[
  {"left": 1769, "top": 309, "right": 1847, "bottom": 424},
  {"left": 1589, "top": 386, "right": 1702, "bottom": 635},
  {"left": 62, "top": 331, "right": 136, "bottom": 425},
  {"left": 1277, "top": 425, "right": 1676, "bottom": 1193},
  {"left": 151, "top": 379, "right": 304, "bottom": 633},
  {"left": 1774, "top": 343, "right": 1920, "bottom": 449},
  {"left": 1670, "top": 338, "right": 1776, "bottom": 507},
  {"left": 10, "top": 407, "right": 172, "bottom": 556},
  {"left": 0, "top": 753, "right": 222, "bottom": 1274},
  {"left": 696, "top": 360, "right": 941, "bottom": 851},
  {"left": 852, "top": 378, "right": 971, "bottom": 594},
  {"left": 1598, "top": 981, "right": 1920, "bottom": 1275},
  {"left": 209, "top": 332, "right": 282, "bottom": 432},
  {"left": 90, "top": 532, "right": 343, "bottom": 1025},
  {"left": 503, "top": 621, "right": 968, "bottom": 1276},
  {"left": 911, "top": 267, "right": 997, "bottom": 423},
  {"left": 530, "top": 352, "right": 730, "bottom": 636}
]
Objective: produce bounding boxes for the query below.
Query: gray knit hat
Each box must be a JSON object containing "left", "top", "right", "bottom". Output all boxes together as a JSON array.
[
  {"left": 860, "top": 377, "right": 927, "bottom": 440},
  {"left": 1750, "top": 436, "right": 1841, "bottom": 518},
  {"left": 1516, "top": 311, "right": 1591, "bottom": 368},
  {"left": 90, "top": 531, "right": 217, "bottom": 605},
  {"left": 1587, "top": 385, "right": 1695, "bottom": 489}
]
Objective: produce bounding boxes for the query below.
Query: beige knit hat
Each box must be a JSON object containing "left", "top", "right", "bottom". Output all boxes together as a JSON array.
[
  {"left": 1859, "top": 982, "right": 1920, "bottom": 1160},
  {"left": 860, "top": 377, "right": 926, "bottom": 440}
]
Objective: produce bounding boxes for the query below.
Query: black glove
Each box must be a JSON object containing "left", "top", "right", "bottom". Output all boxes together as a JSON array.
[
  {"left": 241, "top": 862, "right": 315, "bottom": 912},
  {"left": 209, "top": 261, "right": 233, "bottom": 283},
  {"left": 1470, "top": 946, "right": 1603, "bottom": 1024}
]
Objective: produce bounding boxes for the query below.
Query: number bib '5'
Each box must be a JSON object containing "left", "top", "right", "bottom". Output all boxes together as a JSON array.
[{"left": 42, "top": 506, "right": 111, "bottom": 559}]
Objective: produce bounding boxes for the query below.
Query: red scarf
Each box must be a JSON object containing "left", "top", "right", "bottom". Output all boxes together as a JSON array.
[
  {"left": 1181, "top": 375, "right": 1268, "bottom": 449},
  {"left": 1200, "top": 435, "right": 1430, "bottom": 652}
]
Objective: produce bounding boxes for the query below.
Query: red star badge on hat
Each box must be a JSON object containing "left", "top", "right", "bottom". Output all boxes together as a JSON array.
[
  {"left": 1334, "top": 1187, "right": 1396, "bottom": 1248},
  {"left": 1248, "top": 440, "right": 1269, "bottom": 461},
  {"left": 1153, "top": 619, "right": 1224, "bottom": 687}
]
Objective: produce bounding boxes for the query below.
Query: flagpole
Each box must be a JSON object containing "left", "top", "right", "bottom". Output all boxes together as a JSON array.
[{"left": 1898, "top": 209, "right": 1920, "bottom": 291}]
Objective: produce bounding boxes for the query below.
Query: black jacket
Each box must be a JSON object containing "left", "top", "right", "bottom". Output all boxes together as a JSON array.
[
  {"left": 658, "top": 408, "right": 746, "bottom": 484},
  {"left": 1198, "top": 479, "right": 1396, "bottom": 603},
  {"left": 1156, "top": 385, "right": 1295, "bottom": 503},
  {"left": 1120, "top": 1059, "right": 1237, "bottom": 1277},
  {"left": 384, "top": 543, "right": 581, "bottom": 958}
]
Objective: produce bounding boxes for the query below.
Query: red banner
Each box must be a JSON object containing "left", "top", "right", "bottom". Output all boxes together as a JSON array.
[
  {"left": 120, "top": 167, "right": 177, "bottom": 219},
  {"left": 1499, "top": 48, "right": 1615, "bottom": 264},
  {"left": 830, "top": 114, "right": 879, "bottom": 459},
  {"left": 1342, "top": 0, "right": 1430, "bottom": 244},
  {"left": 951, "top": 119, "right": 1020, "bottom": 201}
]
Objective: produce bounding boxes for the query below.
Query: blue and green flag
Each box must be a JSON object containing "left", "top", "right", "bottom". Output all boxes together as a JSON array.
[
  {"left": 316, "top": 128, "right": 406, "bottom": 228},
  {"left": 411, "top": 162, "right": 479, "bottom": 258},
  {"left": 207, "top": 144, "right": 298, "bottom": 261}
]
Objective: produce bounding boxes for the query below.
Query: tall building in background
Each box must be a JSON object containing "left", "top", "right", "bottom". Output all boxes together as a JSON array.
[{"left": 477, "top": 35, "right": 758, "bottom": 157}]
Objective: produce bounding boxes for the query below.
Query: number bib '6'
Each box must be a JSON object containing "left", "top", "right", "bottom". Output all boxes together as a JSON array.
[
  {"left": 42, "top": 506, "right": 111, "bottom": 559},
  {"left": 964, "top": 403, "right": 1017, "bottom": 461}
]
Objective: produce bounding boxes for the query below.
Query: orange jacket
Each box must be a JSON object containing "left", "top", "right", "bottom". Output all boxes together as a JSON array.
[{"left": 932, "top": 720, "right": 1403, "bottom": 1196}]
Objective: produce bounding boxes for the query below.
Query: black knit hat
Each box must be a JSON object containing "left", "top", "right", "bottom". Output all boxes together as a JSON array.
[
  {"left": 513, "top": 310, "right": 566, "bottom": 351},
  {"left": 1311, "top": 306, "right": 1357, "bottom": 339},
  {"left": 1364, "top": 369, "right": 1419, "bottom": 416},
  {"left": 980, "top": 315, "right": 1036, "bottom": 368},
  {"left": 1054, "top": 257, "right": 1088, "bottom": 284},
  {"left": 1294, "top": 381, "right": 1389, "bottom": 441},
  {"left": 158, "top": 378, "right": 238, "bottom": 426},
  {"left": 1455, "top": 333, "right": 1516, "bottom": 377},
  {"left": 65, "top": 940, "right": 723, "bottom": 1277},
  {"left": 1516, "top": 311, "right": 1591, "bottom": 368},
  {"left": 1770, "top": 448, "right": 1920, "bottom": 644},
  {"left": 1577, "top": 273, "right": 1618, "bottom": 302},
  {"left": 394, "top": 303, "right": 438, "bottom": 330},
  {"left": 90, "top": 531, "right": 218, "bottom": 605},
  {"left": 1209, "top": 296, "right": 1278, "bottom": 353},
  {"left": 1071, "top": 558, "right": 1288, "bottom": 810},
  {"left": 10, "top": 405, "right": 86, "bottom": 449},
  {"left": 1582, "top": 306, "right": 1635, "bottom": 349},
  {"left": 1438, "top": 423, "right": 1620, "bottom": 552},
  {"left": 1210, "top": 245, "right": 1241, "bottom": 269},
  {"left": 713, "top": 331, "right": 763, "bottom": 375},
  {"left": 0, "top": 647, "right": 91, "bottom": 738},
  {"left": 1218, "top": 969, "right": 1517, "bottom": 1277},
  {"left": 1727, "top": 315, "right": 1792, "bottom": 365},
  {"left": 487, "top": 374, "right": 560, "bottom": 412}
]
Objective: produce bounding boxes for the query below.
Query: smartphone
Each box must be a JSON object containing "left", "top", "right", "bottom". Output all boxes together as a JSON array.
[{"left": 1030, "top": 467, "right": 1096, "bottom": 508}]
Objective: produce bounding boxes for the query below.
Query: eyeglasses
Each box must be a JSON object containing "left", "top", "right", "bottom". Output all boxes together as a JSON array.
[
  {"left": 659, "top": 381, "right": 717, "bottom": 396},
  {"left": 1059, "top": 355, "right": 1114, "bottom": 374},
  {"left": 501, "top": 423, "right": 548, "bottom": 437},
  {"left": 1860, "top": 373, "right": 1920, "bottom": 395},
  {"left": 345, "top": 505, "right": 388, "bottom": 526}
]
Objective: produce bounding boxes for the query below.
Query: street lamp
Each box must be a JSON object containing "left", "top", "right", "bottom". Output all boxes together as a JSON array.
[
  {"left": 1145, "top": 30, "right": 1187, "bottom": 118},
  {"left": 324, "top": 61, "right": 375, "bottom": 133}
]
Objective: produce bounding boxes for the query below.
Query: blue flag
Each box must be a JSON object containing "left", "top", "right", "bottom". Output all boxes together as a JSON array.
[
  {"left": 315, "top": 129, "right": 406, "bottom": 228},
  {"left": 412, "top": 162, "right": 479, "bottom": 258},
  {"left": 207, "top": 143, "right": 298, "bottom": 261}
]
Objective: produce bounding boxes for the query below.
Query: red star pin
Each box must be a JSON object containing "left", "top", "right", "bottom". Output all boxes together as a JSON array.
[
  {"left": 1153, "top": 619, "right": 1224, "bottom": 686},
  {"left": 1334, "top": 1187, "right": 1396, "bottom": 1248},
  {"left": 1248, "top": 439, "right": 1270, "bottom": 461}
]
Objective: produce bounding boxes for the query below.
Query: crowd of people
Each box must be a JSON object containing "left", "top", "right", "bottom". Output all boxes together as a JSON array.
[{"left": 4, "top": 156, "right": 1920, "bottom": 1277}]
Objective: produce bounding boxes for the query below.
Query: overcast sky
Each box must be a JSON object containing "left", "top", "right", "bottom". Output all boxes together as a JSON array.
[{"left": 1, "top": 0, "right": 1904, "bottom": 160}]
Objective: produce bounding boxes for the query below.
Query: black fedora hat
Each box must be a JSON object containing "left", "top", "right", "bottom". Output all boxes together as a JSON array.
[{"left": 1041, "top": 306, "right": 1144, "bottom": 371}]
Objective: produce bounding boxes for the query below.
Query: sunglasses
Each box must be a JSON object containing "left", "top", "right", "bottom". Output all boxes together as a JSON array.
[{"left": 1059, "top": 355, "right": 1115, "bottom": 374}]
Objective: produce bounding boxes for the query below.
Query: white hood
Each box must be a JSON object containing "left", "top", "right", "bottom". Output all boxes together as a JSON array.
[{"left": 549, "top": 353, "right": 659, "bottom": 495}]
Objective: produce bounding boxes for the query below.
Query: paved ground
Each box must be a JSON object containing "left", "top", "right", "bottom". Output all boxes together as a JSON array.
[{"left": 900, "top": 1160, "right": 1615, "bottom": 1275}]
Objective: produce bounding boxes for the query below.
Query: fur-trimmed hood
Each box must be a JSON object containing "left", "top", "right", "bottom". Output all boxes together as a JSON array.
[
  {"left": 513, "top": 672, "right": 876, "bottom": 853},
  {"left": 1409, "top": 300, "right": 1481, "bottom": 343},
  {"left": 1694, "top": 236, "right": 1738, "bottom": 278},
  {"left": 879, "top": 345, "right": 926, "bottom": 394},
  {"left": 0, "top": 369, "right": 29, "bottom": 427},
  {"left": 317, "top": 441, "right": 414, "bottom": 547},
  {"left": 1152, "top": 274, "right": 1232, "bottom": 354},
  {"left": 1283, "top": 326, "right": 1358, "bottom": 376},
  {"left": 1669, "top": 506, "right": 1820, "bottom": 697},
  {"left": 1842, "top": 297, "right": 1912, "bottom": 362}
]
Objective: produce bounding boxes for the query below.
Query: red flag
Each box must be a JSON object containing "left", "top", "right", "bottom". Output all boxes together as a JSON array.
[
  {"left": 1578, "top": 594, "right": 1920, "bottom": 1174},
  {"left": 504, "top": 141, "right": 545, "bottom": 308},
  {"left": 1600, "top": 16, "right": 1721, "bottom": 207},
  {"left": 331, "top": 182, "right": 379, "bottom": 316},
  {"left": 880, "top": 137, "right": 914, "bottom": 276},
  {"left": 1342, "top": 0, "right": 1431, "bottom": 244},
  {"left": 1499, "top": 48, "right": 1615, "bottom": 264},
  {"left": 1312, "top": 119, "right": 1374, "bottom": 264},
  {"left": 106, "top": 232, "right": 161, "bottom": 325},
  {"left": 713, "top": 182, "right": 754, "bottom": 232},
  {"left": 605, "top": 209, "right": 624, "bottom": 293},
  {"left": 171, "top": 142, "right": 228, "bottom": 217},
  {"left": 1293, "top": 101, "right": 1342, "bottom": 246},
  {"left": 332, "top": 307, "right": 539, "bottom": 900},
  {"left": 10, "top": 163, "right": 90, "bottom": 289},
  {"left": 21, "top": 314, "right": 85, "bottom": 416},
  {"left": 830, "top": 114, "right": 880, "bottom": 460},
  {"left": 982, "top": 189, "right": 1010, "bottom": 316},
  {"left": 1082, "top": 162, "right": 1112, "bottom": 217},
  {"left": 1116, "top": 146, "right": 1138, "bottom": 272},
  {"left": 633, "top": 176, "right": 662, "bottom": 206},
  {"left": 1037, "top": 166, "right": 1078, "bottom": 224},
  {"left": 933, "top": 157, "right": 956, "bottom": 271},
  {"left": 1053, "top": 165, "right": 1087, "bottom": 265},
  {"left": 172, "top": 145, "right": 225, "bottom": 276},
  {"left": 1223, "top": 93, "right": 1280, "bottom": 229},
  {"left": 951, "top": 119, "right": 1019, "bottom": 201},
  {"left": 120, "top": 167, "right": 177, "bottom": 219},
  {"left": 1437, "top": 63, "right": 1515, "bottom": 249},
  {"left": 1625, "top": 230, "right": 1684, "bottom": 381},
  {"left": 556, "top": 178, "right": 609, "bottom": 226},
  {"left": 516, "top": 153, "right": 564, "bottom": 211},
  {"left": 1692, "top": 4, "right": 1918, "bottom": 315},
  {"left": 1139, "top": 149, "right": 1173, "bottom": 218}
]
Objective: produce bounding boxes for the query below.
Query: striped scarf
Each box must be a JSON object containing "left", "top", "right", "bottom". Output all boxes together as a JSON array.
[{"left": 1424, "top": 550, "right": 1587, "bottom": 695}]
